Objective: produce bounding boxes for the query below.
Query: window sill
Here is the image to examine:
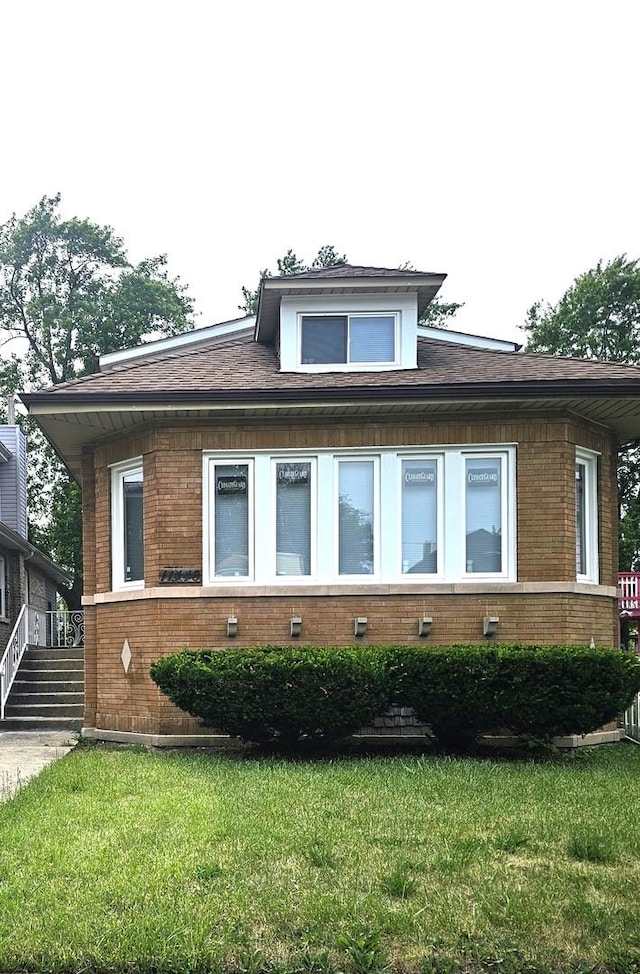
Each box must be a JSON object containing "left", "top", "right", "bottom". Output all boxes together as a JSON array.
[{"left": 85, "top": 580, "right": 618, "bottom": 604}]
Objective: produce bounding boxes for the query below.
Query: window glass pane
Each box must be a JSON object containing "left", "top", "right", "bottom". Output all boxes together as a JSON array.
[
  {"left": 123, "top": 470, "right": 144, "bottom": 583},
  {"left": 402, "top": 460, "right": 437, "bottom": 573},
  {"left": 214, "top": 464, "right": 249, "bottom": 577},
  {"left": 339, "top": 461, "right": 374, "bottom": 575},
  {"left": 276, "top": 462, "right": 311, "bottom": 575},
  {"left": 465, "top": 458, "right": 502, "bottom": 573},
  {"left": 350, "top": 316, "right": 395, "bottom": 362},
  {"left": 576, "top": 462, "right": 586, "bottom": 575},
  {"left": 301, "top": 316, "right": 347, "bottom": 364}
]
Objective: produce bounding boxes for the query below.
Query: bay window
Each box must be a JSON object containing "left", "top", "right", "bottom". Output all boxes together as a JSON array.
[{"left": 203, "top": 446, "right": 515, "bottom": 585}]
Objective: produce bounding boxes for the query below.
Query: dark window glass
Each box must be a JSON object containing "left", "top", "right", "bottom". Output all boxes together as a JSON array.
[
  {"left": 301, "top": 316, "right": 348, "bottom": 364},
  {"left": 215, "top": 464, "right": 249, "bottom": 577},
  {"left": 276, "top": 462, "right": 311, "bottom": 575},
  {"left": 576, "top": 462, "right": 586, "bottom": 575},
  {"left": 123, "top": 471, "right": 144, "bottom": 583}
]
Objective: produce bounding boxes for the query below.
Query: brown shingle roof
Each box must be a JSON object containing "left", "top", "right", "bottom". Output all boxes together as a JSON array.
[
  {"left": 23, "top": 334, "right": 640, "bottom": 402},
  {"left": 266, "top": 263, "right": 443, "bottom": 281}
]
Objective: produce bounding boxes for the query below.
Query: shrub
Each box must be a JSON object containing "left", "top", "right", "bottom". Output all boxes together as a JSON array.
[
  {"left": 150, "top": 644, "right": 396, "bottom": 746},
  {"left": 151, "top": 642, "right": 640, "bottom": 751},
  {"left": 395, "top": 643, "right": 640, "bottom": 746}
]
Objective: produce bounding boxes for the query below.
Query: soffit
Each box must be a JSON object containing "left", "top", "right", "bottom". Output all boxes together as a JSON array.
[{"left": 31, "top": 394, "right": 640, "bottom": 482}]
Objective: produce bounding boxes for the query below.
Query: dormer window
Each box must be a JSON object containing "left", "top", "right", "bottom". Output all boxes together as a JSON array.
[
  {"left": 263, "top": 266, "right": 447, "bottom": 373},
  {"left": 300, "top": 314, "right": 397, "bottom": 366}
]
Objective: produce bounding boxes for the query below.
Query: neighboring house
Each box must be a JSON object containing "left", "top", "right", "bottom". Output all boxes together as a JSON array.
[
  {"left": 0, "top": 423, "right": 71, "bottom": 656},
  {"left": 21, "top": 264, "right": 640, "bottom": 745}
]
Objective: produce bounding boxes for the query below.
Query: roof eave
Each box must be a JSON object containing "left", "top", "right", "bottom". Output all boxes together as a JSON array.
[{"left": 21, "top": 378, "right": 640, "bottom": 408}]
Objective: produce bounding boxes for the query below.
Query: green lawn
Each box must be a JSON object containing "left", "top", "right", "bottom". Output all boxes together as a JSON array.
[{"left": 1, "top": 743, "right": 639, "bottom": 973}]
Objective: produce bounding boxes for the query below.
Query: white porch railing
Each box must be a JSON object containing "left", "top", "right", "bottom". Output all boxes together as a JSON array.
[
  {"left": 624, "top": 692, "right": 640, "bottom": 744},
  {"left": 0, "top": 607, "right": 84, "bottom": 720}
]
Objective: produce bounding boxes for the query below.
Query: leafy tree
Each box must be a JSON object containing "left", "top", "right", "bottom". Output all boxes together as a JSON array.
[
  {"left": 420, "top": 296, "right": 464, "bottom": 328},
  {"left": 522, "top": 255, "right": 640, "bottom": 572},
  {"left": 239, "top": 245, "right": 347, "bottom": 315},
  {"left": 0, "top": 194, "right": 195, "bottom": 607}
]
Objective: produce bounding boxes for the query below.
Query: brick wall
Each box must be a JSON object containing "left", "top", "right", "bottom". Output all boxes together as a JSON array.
[{"left": 81, "top": 411, "right": 620, "bottom": 736}]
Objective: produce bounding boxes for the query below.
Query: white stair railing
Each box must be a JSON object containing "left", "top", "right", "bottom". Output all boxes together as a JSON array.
[
  {"left": 0, "top": 604, "right": 29, "bottom": 720},
  {"left": 0, "top": 606, "right": 85, "bottom": 720}
]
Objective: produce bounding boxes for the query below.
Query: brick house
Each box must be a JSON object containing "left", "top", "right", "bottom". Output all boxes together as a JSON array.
[{"left": 21, "top": 264, "right": 640, "bottom": 745}]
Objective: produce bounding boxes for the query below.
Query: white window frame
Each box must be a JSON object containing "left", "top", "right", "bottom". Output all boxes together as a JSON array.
[
  {"left": 461, "top": 451, "right": 512, "bottom": 580},
  {"left": 297, "top": 312, "right": 400, "bottom": 372},
  {"left": 397, "top": 454, "right": 444, "bottom": 577},
  {"left": 110, "top": 457, "right": 144, "bottom": 591},
  {"left": 335, "top": 455, "right": 380, "bottom": 579},
  {"left": 0, "top": 554, "right": 6, "bottom": 619},
  {"left": 576, "top": 448, "right": 599, "bottom": 583},
  {"left": 207, "top": 458, "right": 255, "bottom": 582},
  {"left": 203, "top": 446, "right": 516, "bottom": 587},
  {"left": 270, "top": 456, "right": 317, "bottom": 579}
]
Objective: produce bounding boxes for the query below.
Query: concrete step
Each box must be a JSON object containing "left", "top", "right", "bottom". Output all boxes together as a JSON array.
[
  {"left": 4, "top": 702, "right": 84, "bottom": 718},
  {"left": 8, "top": 691, "right": 84, "bottom": 707},
  {"left": 23, "top": 645, "right": 84, "bottom": 662},
  {"left": 12, "top": 678, "right": 84, "bottom": 693},
  {"left": 20, "top": 657, "right": 84, "bottom": 673},
  {"left": 0, "top": 716, "right": 83, "bottom": 732}
]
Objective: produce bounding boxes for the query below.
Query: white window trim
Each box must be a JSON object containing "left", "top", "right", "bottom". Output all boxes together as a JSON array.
[
  {"left": 396, "top": 454, "right": 444, "bottom": 578},
  {"left": 270, "top": 456, "right": 317, "bottom": 580},
  {"left": 335, "top": 455, "right": 380, "bottom": 579},
  {"left": 203, "top": 445, "right": 517, "bottom": 587},
  {"left": 110, "top": 457, "right": 144, "bottom": 591},
  {"left": 0, "top": 554, "right": 6, "bottom": 619},
  {"left": 297, "top": 312, "right": 401, "bottom": 372},
  {"left": 461, "top": 451, "right": 512, "bottom": 580},
  {"left": 576, "top": 447, "right": 599, "bottom": 584},
  {"left": 207, "top": 458, "right": 255, "bottom": 582}
]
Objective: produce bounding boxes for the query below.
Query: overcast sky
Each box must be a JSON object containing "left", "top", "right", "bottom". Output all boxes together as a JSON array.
[{"left": 1, "top": 0, "right": 638, "bottom": 346}]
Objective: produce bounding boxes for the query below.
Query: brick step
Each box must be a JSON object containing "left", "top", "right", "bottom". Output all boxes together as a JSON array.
[
  {"left": 8, "top": 691, "right": 84, "bottom": 707},
  {"left": 20, "top": 657, "right": 84, "bottom": 673},
  {"left": 4, "top": 702, "right": 84, "bottom": 719},
  {"left": 12, "top": 678, "right": 83, "bottom": 693},
  {"left": 0, "top": 716, "right": 83, "bottom": 732}
]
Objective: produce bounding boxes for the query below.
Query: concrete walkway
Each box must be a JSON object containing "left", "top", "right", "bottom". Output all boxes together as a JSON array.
[{"left": 0, "top": 731, "right": 76, "bottom": 800}]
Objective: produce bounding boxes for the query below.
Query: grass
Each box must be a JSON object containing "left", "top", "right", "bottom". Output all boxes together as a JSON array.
[{"left": 0, "top": 743, "right": 639, "bottom": 973}]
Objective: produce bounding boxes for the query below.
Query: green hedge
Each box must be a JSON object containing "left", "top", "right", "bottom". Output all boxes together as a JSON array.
[
  {"left": 150, "top": 643, "right": 640, "bottom": 749},
  {"left": 150, "top": 644, "right": 397, "bottom": 746},
  {"left": 395, "top": 643, "right": 640, "bottom": 747}
]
